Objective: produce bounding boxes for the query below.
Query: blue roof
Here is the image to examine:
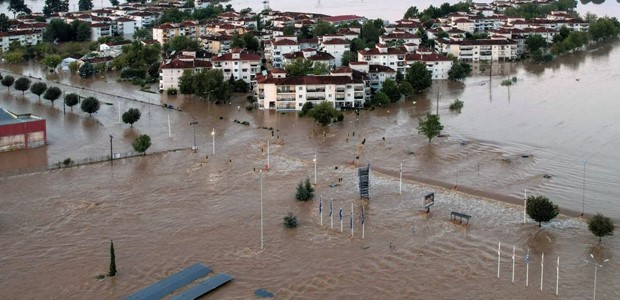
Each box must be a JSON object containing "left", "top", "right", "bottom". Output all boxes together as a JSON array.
[
  {"left": 124, "top": 263, "right": 212, "bottom": 300},
  {"left": 0, "top": 108, "right": 42, "bottom": 126},
  {"left": 169, "top": 273, "right": 234, "bottom": 300}
]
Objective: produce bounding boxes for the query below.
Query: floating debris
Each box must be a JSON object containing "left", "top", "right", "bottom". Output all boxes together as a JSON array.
[{"left": 255, "top": 288, "right": 274, "bottom": 298}]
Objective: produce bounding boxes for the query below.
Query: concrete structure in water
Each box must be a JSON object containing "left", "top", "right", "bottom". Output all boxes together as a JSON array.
[{"left": 0, "top": 108, "right": 46, "bottom": 152}]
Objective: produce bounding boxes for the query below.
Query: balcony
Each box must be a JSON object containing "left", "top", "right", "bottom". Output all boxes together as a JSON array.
[
  {"left": 353, "top": 87, "right": 364, "bottom": 91},
  {"left": 307, "top": 96, "right": 326, "bottom": 101},
  {"left": 277, "top": 95, "right": 295, "bottom": 101},
  {"left": 276, "top": 88, "right": 294, "bottom": 93},
  {"left": 336, "top": 88, "right": 345, "bottom": 92},
  {"left": 354, "top": 92, "right": 364, "bottom": 99},
  {"left": 306, "top": 88, "right": 326, "bottom": 92}
]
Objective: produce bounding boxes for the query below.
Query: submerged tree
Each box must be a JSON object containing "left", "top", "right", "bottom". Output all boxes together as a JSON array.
[
  {"left": 526, "top": 195, "right": 559, "bottom": 227},
  {"left": 132, "top": 134, "right": 152, "bottom": 155},
  {"left": 418, "top": 113, "right": 443, "bottom": 143},
  {"left": 108, "top": 240, "right": 116, "bottom": 277},
  {"left": 30, "top": 82, "right": 47, "bottom": 101},
  {"left": 64, "top": 93, "right": 79, "bottom": 110},
  {"left": 14, "top": 77, "right": 31, "bottom": 97},
  {"left": 588, "top": 213, "right": 614, "bottom": 243}
]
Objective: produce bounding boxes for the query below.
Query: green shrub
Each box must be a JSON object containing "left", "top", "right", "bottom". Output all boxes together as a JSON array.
[
  {"left": 283, "top": 212, "right": 298, "bottom": 228},
  {"left": 167, "top": 88, "right": 177, "bottom": 95},
  {"left": 449, "top": 99, "right": 464, "bottom": 111},
  {"left": 62, "top": 158, "right": 73, "bottom": 166},
  {"left": 295, "top": 177, "right": 315, "bottom": 201}
]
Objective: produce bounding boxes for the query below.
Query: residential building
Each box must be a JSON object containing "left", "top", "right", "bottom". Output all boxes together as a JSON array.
[
  {"left": 436, "top": 38, "right": 518, "bottom": 61},
  {"left": 357, "top": 44, "right": 408, "bottom": 73},
  {"left": 0, "top": 108, "right": 46, "bottom": 151},
  {"left": 318, "top": 37, "right": 349, "bottom": 67},
  {"left": 159, "top": 54, "right": 212, "bottom": 91},
  {"left": 405, "top": 53, "right": 453, "bottom": 80},
  {"left": 211, "top": 48, "right": 261, "bottom": 84},
  {"left": 0, "top": 29, "right": 43, "bottom": 52}
]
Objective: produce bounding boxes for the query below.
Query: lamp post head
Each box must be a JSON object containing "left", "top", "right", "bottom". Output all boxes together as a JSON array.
[
  {"left": 591, "top": 253, "right": 594, "bottom": 259},
  {"left": 109, "top": 135, "right": 113, "bottom": 139},
  {"left": 211, "top": 129, "right": 215, "bottom": 136}
]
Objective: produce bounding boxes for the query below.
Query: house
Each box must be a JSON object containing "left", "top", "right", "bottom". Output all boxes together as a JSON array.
[
  {"left": 405, "top": 53, "right": 453, "bottom": 80},
  {"left": 201, "top": 34, "right": 233, "bottom": 54},
  {"left": 266, "top": 37, "right": 301, "bottom": 68},
  {"left": 0, "top": 108, "right": 46, "bottom": 152},
  {"left": 90, "top": 23, "right": 113, "bottom": 40},
  {"left": 159, "top": 54, "right": 212, "bottom": 91},
  {"left": 255, "top": 73, "right": 367, "bottom": 110},
  {"left": 319, "top": 37, "right": 349, "bottom": 67},
  {"left": 322, "top": 15, "right": 367, "bottom": 26},
  {"left": 0, "top": 29, "right": 43, "bottom": 52},
  {"left": 357, "top": 44, "right": 408, "bottom": 73},
  {"left": 211, "top": 48, "right": 261, "bottom": 84}
]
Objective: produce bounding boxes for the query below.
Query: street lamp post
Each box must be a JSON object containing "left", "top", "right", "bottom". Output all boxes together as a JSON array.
[
  {"left": 586, "top": 254, "right": 610, "bottom": 300},
  {"left": 313, "top": 153, "right": 317, "bottom": 185},
  {"left": 190, "top": 121, "right": 198, "bottom": 152},
  {"left": 260, "top": 170, "right": 264, "bottom": 250},
  {"left": 109, "top": 135, "right": 113, "bottom": 165},
  {"left": 582, "top": 160, "right": 587, "bottom": 216},
  {"left": 211, "top": 128, "right": 215, "bottom": 155},
  {"left": 436, "top": 85, "right": 441, "bottom": 116}
]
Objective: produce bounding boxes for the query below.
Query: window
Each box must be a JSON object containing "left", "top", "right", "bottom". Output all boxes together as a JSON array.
[
  {"left": 299, "top": 86, "right": 303, "bottom": 90},
  {"left": 242, "top": 68, "right": 248, "bottom": 72},
  {"left": 234, "top": 62, "right": 238, "bottom": 65},
  {"left": 299, "top": 95, "right": 302, "bottom": 98}
]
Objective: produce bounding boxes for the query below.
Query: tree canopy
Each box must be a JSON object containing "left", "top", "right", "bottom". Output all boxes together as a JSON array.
[
  {"left": 448, "top": 62, "right": 472, "bottom": 81},
  {"left": 406, "top": 62, "right": 432, "bottom": 93},
  {"left": 381, "top": 79, "right": 401, "bottom": 102},
  {"left": 43, "top": 19, "right": 91, "bottom": 42},
  {"left": 163, "top": 35, "right": 200, "bottom": 53},
  {"left": 9, "top": 0, "right": 31, "bottom": 16},
  {"left": 64, "top": 93, "right": 79, "bottom": 110},
  {"left": 43, "top": 0, "right": 69, "bottom": 17},
  {"left": 191, "top": 69, "right": 230, "bottom": 102},
  {"left": 43, "top": 86, "right": 62, "bottom": 106},
  {"left": 308, "top": 101, "right": 342, "bottom": 126},
  {"left": 14, "top": 77, "right": 31, "bottom": 96},
  {"left": 122, "top": 108, "right": 141, "bottom": 127},
  {"left": 526, "top": 195, "right": 559, "bottom": 227},
  {"left": 81, "top": 96, "right": 100, "bottom": 116},
  {"left": 0, "top": 14, "right": 9, "bottom": 32},
  {"left": 1, "top": 75, "right": 15, "bottom": 91},
  {"left": 79, "top": 62, "right": 95, "bottom": 78},
  {"left": 132, "top": 134, "right": 152, "bottom": 154},
  {"left": 78, "top": 0, "right": 93, "bottom": 11},
  {"left": 112, "top": 41, "right": 161, "bottom": 71},
  {"left": 525, "top": 34, "right": 548, "bottom": 53},
  {"left": 30, "top": 82, "right": 47, "bottom": 100},
  {"left": 418, "top": 113, "right": 443, "bottom": 143},
  {"left": 587, "top": 213, "right": 614, "bottom": 243}
]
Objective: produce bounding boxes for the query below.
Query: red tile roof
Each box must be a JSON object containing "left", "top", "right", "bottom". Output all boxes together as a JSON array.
[{"left": 160, "top": 59, "right": 212, "bottom": 69}]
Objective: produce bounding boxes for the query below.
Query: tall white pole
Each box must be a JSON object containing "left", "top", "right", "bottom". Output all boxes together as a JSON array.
[
  {"left": 526, "top": 249, "right": 530, "bottom": 287},
  {"left": 260, "top": 171, "right": 264, "bottom": 250},
  {"left": 556, "top": 256, "right": 559, "bottom": 296},
  {"left": 497, "top": 242, "right": 501, "bottom": 278},
  {"left": 582, "top": 161, "right": 587, "bottom": 216},
  {"left": 540, "top": 252, "right": 544, "bottom": 291},
  {"left": 399, "top": 162, "right": 403, "bottom": 195},
  {"left": 211, "top": 128, "right": 215, "bottom": 155},
  {"left": 267, "top": 139, "right": 270, "bottom": 169},
  {"left": 340, "top": 206, "right": 343, "bottom": 233},
  {"left": 167, "top": 113, "right": 171, "bottom": 138},
  {"left": 314, "top": 153, "right": 317, "bottom": 185},
  {"left": 593, "top": 263, "right": 597, "bottom": 300},
  {"left": 362, "top": 206, "right": 365, "bottom": 239},
  {"left": 512, "top": 245, "right": 515, "bottom": 283},
  {"left": 524, "top": 189, "right": 527, "bottom": 224},
  {"left": 118, "top": 100, "right": 121, "bottom": 124}
]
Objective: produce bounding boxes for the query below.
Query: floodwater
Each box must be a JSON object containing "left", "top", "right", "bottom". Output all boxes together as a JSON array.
[{"left": 1, "top": 41, "right": 620, "bottom": 298}]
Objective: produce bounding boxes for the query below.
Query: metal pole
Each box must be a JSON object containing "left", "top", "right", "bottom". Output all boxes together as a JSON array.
[
  {"left": 190, "top": 121, "right": 197, "bottom": 151},
  {"left": 582, "top": 161, "right": 587, "bottom": 216},
  {"left": 524, "top": 189, "right": 527, "bottom": 224},
  {"left": 109, "top": 135, "right": 113, "bottom": 165},
  {"left": 267, "top": 139, "right": 270, "bottom": 169},
  {"left": 118, "top": 100, "right": 121, "bottom": 124},
  {"left": 526, "top": 249, "right": 530, "bottom": 287},
  {"left": 497, "top": 242, "right": 501, "bottom": 279},
  {"left": 512, "top": 245, "right": 515, "bottom": 283},
  {"left": 556, "top": 256, "right": 559, "bottom": 296},
  {"left": 541, "top": 252, "right": 544, "bottom": 291},
  {"left": 314, "top": 153, "right": 317, "bottom": 185},
  {"left": 211, "top": 128, "right": 215, "bottom": 155},
  {"left": 593, "top": 262, "right": 597, "bottom": 300},
  {"left": 436, "top": 85, "right": 440, "bottom": 115},
  {"left": 260, "top": 171, "right": 264, "bottom": 250},
  {"left": 167, "top": 113, "right": 171, "bottom": 138}
]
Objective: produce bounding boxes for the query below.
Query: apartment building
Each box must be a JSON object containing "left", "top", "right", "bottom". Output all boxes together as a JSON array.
[
  {"left": 159, "top": 54, "right": 212, "bottom": 91},
  {"left": 211, "top": 49, "right": 261, "bottom": 84}
]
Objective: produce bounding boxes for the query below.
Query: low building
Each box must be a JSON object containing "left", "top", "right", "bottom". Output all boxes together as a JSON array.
[
  {"left": 0, "top": 108, "right": 46, "bottom": 152},
  {"left": 159, "top": 55, "right": 212, "bottom": 91},
  {"left": 211, "top": 48, "right": 261, "bottom": 84}
]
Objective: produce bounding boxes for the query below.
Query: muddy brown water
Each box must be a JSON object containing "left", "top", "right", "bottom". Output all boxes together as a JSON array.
[{"left": 2, "top": 22, "right": 620, "bottom": 300}]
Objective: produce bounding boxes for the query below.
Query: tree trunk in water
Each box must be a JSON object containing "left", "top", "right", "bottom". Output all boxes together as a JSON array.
[{"left": 538, "top": 222, "right": 541, "bottom": 227}]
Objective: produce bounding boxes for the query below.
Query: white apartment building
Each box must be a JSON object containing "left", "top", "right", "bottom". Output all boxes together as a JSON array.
[
  {"left": 318, "top": 37, "right": 349, "bottom": 67},
  {"left": 436, "top": 38, "right": 518, "bottom": 61},
  {"left": 211, "top": 49, "right": 261, "bottom": 84},
  {"left": 0, "top": 29, "right": 43, "bottom": 52},
  {"left": 159, "top": 56, "right": 212, "bottom": 91},
  {"left": 90, "top": 23, "right": 113, "bottom": 41},
  {"left": 256, "top": 73, "right": 367, "bottom": 110},
  {"left": 405, "top": 53, "right": 453, "bottom": 80},
  {"left": 265, "top": 37, "right": 301, "bottom": 68},
  {"left": 357, "top": 44, "right": 408, "bottom": 73}
]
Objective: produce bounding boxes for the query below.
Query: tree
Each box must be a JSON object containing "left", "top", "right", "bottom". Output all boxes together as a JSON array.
[
  {"left": 418, "top": 113, "right": 443, "bottom": 143},
  {"left": 399, "top": 81, "right": 414, "bottom": 99},
  {"left": 341, "top": 50, "right": 357, "bottom": 66},
  {"left": 43, "top": 0, "right": 69, "bottom": 17},
  {"left": 349, "top": 38, "right": 365, "bottom": 52},
  {"left": 110, "top": 0, "right": 119, "bottom": 6},
  {"left": 448, "top": 62, "right": 472, "bottom": 81},
  {"left": 163, "top": 35, "right": 200, "bottom": 53},
  {"left": 404, "top": 6, "right": 419, "bottom": 19},
  {"left": 308, "top": 101, "right": 340, "bottom": 126},
  {"left": 71, "top": 20, "right": 91, "bottom": 42},
  {"left": 9, "top": 0, "right": 31, "bottom": 17},
  {"left": 313, "top": 20, "right": 337, "bottom": 37},
  {"left": 79, "top": 62, "right": 95, "bottom": 78},
  {"left": 80, "top": 96, "right": 100, "bottom": 116},
  {"left": 122, "top": 108, "right": 141, "bottom": 127},
  {"left": 298, "top": 101, "right": 313, "bottom": 117},
  {"left": 304, "top": 177, "right": 315, "bottom": 199},
  {"left": 0, "top": 14, "right": 10, "bottom": 32},
  {"left": 43, "top": 86, "right": 62, "bottom": 106},
  {"left": 283, "top": 58, "right": 313, "bottom": 76},
  {"left": 132, "top": 28, "right": 152, "bottom": 40},
  {"left": 381, "top": 79, "right": 401, "bottom": 102},
  {"left": 64, "top": 93, "right": 79, "bottom": 110},
  {"left": 406, "top": 62, "right": 432, "bottom": 93},
  {"left": 14, "top": 77, "right": 31, "bottom": 97},
  {"left": 78, "top": 0, "right": 93, "bottom": 11},
  {"left": 108, "top": 240, "right": 116, "bottom": 277},
  {"left": 587, "top": 213, "right": 614, "bottom": 243},
  {"left": 242, "top": 33, "right": 260, "bottom": 52},
  {"left": 231, "top": 34, "right": 244, "bottom": 49},
  {"left": 132, "top": 134, "right": 152, "bottom": 155},
  {"left": 371, "top": 92, "right": 390, "bottom": 106},
  {"left": 526, "top": 195, "right": 559, "bottom": 227},
  {"left": 283, "top": 212, "right": 298, "bottom": 228},
  {"left": 1, "top": 75, "right": 15, "bottom": 92},
  {"left": 178, "top": 70, "right": 194, "bottom": 94},
  {"left": 395, "top": 70, "right": 404, "bottom": 83},
  {"left": 311, "top": 62, "right": 330, "bottom": 75},
  {"left": 30, "top": 82, "right": 47, "bottom": 100},
  {"left": 191, "top": 69, "right": 230, "bottom": 102},
  {"left": 361, "top": 19, "right": 384, "bottom": 47},
  {"left": 525, "top": 34, "right": 548, "bottom": 53},
  {"left": 283, "top": 25, "right": 296, "bottom": 36},
  {"left": 42, "top": 54, "right": 62, "bottom": 71}
]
